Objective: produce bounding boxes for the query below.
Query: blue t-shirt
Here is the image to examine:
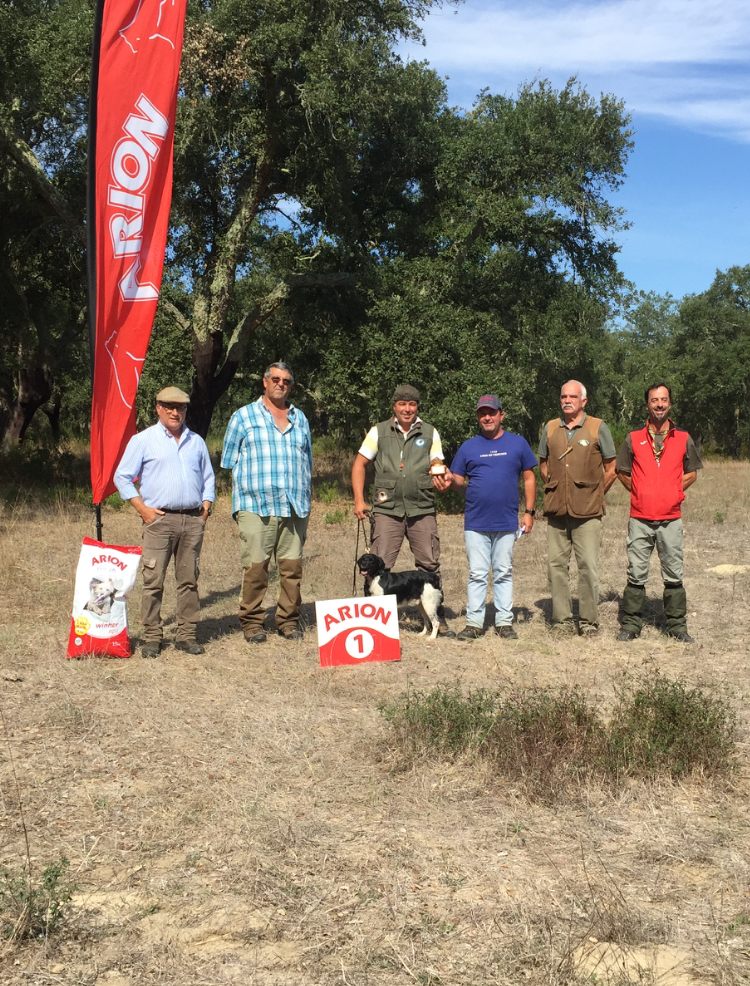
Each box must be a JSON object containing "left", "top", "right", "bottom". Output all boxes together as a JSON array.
[{"left": 451, "top": 432, "right": 537, "bottom": 531}]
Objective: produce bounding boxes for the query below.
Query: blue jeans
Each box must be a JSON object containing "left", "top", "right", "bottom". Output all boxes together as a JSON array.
[{"left": 464, "top": 530, "right": 516, "bottom": 629}]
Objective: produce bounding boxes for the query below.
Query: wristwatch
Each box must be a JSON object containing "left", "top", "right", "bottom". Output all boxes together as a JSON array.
[
  {"left": 206, "top": 506, "right": 213, "bottom": 517},
  {"left": 524, "top": 509, "right": 536, "bottom": 517}
]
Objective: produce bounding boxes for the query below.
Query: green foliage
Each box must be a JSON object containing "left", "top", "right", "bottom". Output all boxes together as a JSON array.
[
  {"left": 324, "top": 509, "right": 348, "bottom": 525},
  {"left": 607, "top": 671, "right": 737, "bottom": 780},
  {"left": 317, "top": 481, "right": 340, "bottom": 505},
  {"left": 0, "top": 857, "right": 76, "bottom": 940},
  {"left": 380, "top": 671, "right": 736, "bottom": 799}
]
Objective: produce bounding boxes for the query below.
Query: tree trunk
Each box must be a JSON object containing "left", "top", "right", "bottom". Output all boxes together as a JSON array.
[
  {"left": 2, "top": 367, "right": 54, "bottom": 447},
  {"left": 187, "top": 333, "right": 239, "bottom": 439}
]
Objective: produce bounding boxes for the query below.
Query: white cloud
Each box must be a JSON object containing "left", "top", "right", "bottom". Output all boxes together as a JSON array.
[{"left": 405, "top": 0, "right": 750, "bottom": 140}]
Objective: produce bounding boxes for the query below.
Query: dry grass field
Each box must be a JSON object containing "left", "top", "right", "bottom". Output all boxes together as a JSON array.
[{"left": 1, "top": 460, "right": 750, "bottom": 985}]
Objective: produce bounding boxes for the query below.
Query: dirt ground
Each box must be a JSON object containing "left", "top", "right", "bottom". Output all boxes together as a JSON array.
[{"left": 1, "top": 461, "right": 750, "bottom": 985}]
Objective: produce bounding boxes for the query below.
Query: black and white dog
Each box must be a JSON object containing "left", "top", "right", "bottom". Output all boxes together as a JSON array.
[{"left": 357, "top": 553, "right": 443, "bottom": 639}]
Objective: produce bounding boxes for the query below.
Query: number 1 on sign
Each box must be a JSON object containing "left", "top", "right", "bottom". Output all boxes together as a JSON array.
[{"left": 345, "top": 628, "right": 375, "bottom": 659}]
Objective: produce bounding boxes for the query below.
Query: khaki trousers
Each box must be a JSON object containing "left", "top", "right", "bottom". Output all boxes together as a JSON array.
[
  {"left": 141, "top": 512, "right": 205, "bottom": 643},
  {"left": 546, "top": 515, "right": 601, "bottom": 629},
  {"left": 236, "top": 511, "right": 308, "bottom": 634},
  {"left": 370, "top": 512, "right": 441, "bottom": 575}
]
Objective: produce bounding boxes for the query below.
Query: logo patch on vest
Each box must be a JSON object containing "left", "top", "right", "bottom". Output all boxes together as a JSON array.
[
  {"left": 578, "top": 439, "right": 590, "bottom": 446},
  {"left": 414, "top": 438, "right": 425, "bottom": 447}
]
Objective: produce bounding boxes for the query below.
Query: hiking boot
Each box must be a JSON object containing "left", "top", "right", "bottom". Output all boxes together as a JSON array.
[
  {"left": 616, "top": 629, "right": 639, "bottom": 641},
  {"left": 280, "top": 628, "right": 304, "bottom": 641},
  {"left": 579, "top": 624, "right": 600, "bottom": 637},
  {"left": 549, "top": 621, "right": 576, "bottom": 635},
  {"left": 667, "top": 630, "right": 695, "bottom": 643},
  {"left": 456, "top": 625, "right": 484, "bottom": 641},
  {"left": 245, "top": 631, "right": 267, "bottom": 644},
  {"left": 175, "top": 641, "right": 205, "bottom": 655},
  {"left": 496, "top": 625, "right": 518, "bottom": 640},
  {"left": 437, "top": 623, "right": 456, "bottom": 639},
  {"left": 141, "top": 642, "right": 161, "bottom": 659}
]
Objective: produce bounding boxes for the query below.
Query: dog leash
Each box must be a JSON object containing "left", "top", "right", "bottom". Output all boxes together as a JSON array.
[{"left": 352, "top": 514, "right": 371, "bottom": 595}]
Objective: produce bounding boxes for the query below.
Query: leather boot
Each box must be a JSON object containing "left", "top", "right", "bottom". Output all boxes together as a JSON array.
[
  {"left": 276, "top": 557, "right": 303, "bottom": 635},
  {"left": 240, "top": 560, "right": 270, "bottom": 636},
  {"left": 663, "top": 581, "right": 688, "bottom": 635},
  {"left": 621, "top": 581, "right": 645, "bottom": 634}
]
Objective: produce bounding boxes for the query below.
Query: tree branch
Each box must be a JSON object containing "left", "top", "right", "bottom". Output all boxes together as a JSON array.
[{"left": 0, "top": 124, "right": 85, "bottom": 242}]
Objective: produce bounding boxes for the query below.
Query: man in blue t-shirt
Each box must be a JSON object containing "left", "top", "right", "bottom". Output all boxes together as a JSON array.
[{"left": 436, "top": 395, "right": 538, "bottom": 640}]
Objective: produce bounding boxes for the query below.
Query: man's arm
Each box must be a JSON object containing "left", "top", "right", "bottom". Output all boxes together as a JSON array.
[
  {"left": 616, "top": 470, "right": 632, "bottom": 492},
  {"left": 603, "top": 457, "right": 617, "bottom": 493},
  {"left": 522, "top": 469, "right": 536, "bottom": 532},
  {"left": 220, "top": 412, "right": 241, "bottom": 470},
  {"left": 114, "top": 436, "right": 164, "bottom": 524},
  {"left": 539, "top": 457, "right": 549, "bottom": 483},
  {"left": 682, "top": 470, "right": 698, "bottom": 491},
  {"left": 351, "top": 453, "right": 370, "bottom": 520}
]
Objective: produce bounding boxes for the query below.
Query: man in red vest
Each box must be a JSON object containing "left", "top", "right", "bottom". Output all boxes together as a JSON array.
[{"left": 615, "top": 383, "right": 703, "bottom": 642}]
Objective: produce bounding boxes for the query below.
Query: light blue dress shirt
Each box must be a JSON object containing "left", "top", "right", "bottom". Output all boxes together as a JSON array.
[{"left": 114, "top": 423, "right": 215, "bottom": 509}]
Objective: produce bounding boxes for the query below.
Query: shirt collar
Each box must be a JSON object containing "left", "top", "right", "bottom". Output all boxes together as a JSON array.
[
  {"left": 393, "top": 415, "right": 422, "bottom": 436},
  {"left": 257, "top": 395, "right": 295, "bottom": 417},
  {"left": 158, "top": 421, "right": 187, "bottom": 441},
  {"left": 559, "top": 412, "right": 587, "bottom": 430}
]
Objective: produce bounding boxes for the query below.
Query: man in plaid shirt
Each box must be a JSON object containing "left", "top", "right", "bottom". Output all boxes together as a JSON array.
[{"left": 222, "top": 362, "right": 312, "bottom": 643}]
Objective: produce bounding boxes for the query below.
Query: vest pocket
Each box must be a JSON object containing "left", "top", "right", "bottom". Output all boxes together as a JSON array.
[
  {"left": 573, "top": 479, "right": 600, "bottom": 515},
  {"left": 374, "top": 480, "right": 397, "bottom": 510},
  {"left": 416, "top": 475, "right": 436, "bottom": 509}
]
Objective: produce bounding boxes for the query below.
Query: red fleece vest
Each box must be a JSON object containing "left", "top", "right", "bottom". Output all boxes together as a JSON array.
[{"left": 629, "top": 424, "right": 688, "bottom": 521}]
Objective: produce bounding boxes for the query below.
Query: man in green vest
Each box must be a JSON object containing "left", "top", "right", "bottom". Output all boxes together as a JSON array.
[
  {"left": 538, "top": 380, "right": 617, "bottom": 636},
  {"left": 352, "top": 385, "right": 454, "bottom": 636}
]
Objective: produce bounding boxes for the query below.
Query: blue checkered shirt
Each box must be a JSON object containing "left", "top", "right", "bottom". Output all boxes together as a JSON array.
[{"left": 221, "top": 398, "right": 312, "bottom": 518}]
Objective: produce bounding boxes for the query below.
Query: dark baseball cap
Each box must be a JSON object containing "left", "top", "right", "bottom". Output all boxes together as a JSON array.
[{"left": 475, "top": 394, "right": 502, "bottom": 411}]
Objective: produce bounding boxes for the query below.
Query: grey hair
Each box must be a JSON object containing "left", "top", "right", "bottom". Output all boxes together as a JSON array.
[
  {"left": 263, "top": 362, "right": 295, "bottom": 385},
  {"left": 562, "top": 379, "right": 587, "bottom": 400}
]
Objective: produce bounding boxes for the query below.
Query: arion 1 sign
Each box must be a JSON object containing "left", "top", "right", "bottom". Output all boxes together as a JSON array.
[{"left": 315, "top": 596, "right": 401, "bottom": 667}]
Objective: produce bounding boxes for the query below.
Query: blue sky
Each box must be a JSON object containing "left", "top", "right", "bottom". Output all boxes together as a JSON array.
[{"left": 401, "top": 0, "right": 750, "bottom": 299}]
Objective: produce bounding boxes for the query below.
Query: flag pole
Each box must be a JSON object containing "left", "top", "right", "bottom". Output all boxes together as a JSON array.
[{"left": 88, "top": 0, "right": 105, "bottom": 541}]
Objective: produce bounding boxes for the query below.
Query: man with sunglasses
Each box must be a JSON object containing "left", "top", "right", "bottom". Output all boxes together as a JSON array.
[
  {"left": 437, "top": 395, "right": 537, "bottom": 640},
  {"left": 115, "top": 386, "right": 215, "bottom": 658},
  {"left": 222, "top": 362, "right": 312, "bottom": 644}
]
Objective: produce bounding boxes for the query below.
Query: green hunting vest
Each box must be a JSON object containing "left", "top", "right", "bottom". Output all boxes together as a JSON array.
[
  {"left": 543, "top": 415, "right": 606, "bottom": 518},
  {"left": 372, "top": 418, "right": 436, "bottom": 519}
]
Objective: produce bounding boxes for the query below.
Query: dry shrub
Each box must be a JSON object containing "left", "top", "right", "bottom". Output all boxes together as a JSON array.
[
  {"left": 380, "top": 671, "right": 737, "bottom": 800},
  {"left": 607, "top": 670, "right": 738, "bottom": 780}
]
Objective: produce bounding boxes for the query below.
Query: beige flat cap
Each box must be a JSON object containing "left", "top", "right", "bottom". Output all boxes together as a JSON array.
[{"left": 156, "top": 386, "right": 190, "bottom": 404}]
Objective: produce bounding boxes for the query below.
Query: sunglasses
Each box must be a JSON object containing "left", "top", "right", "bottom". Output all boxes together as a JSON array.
[
  {"left": 158, "top": 402, "right": 187, "bottom": 412},
  {"left": 270, "top": 376, "right": 292, "bottom": 386}
]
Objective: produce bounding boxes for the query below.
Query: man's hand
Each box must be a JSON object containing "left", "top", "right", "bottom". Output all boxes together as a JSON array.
[
  {"left": 522, "top": 513, "right": 534, "bottom": 533},
  {"left": 202, "top": 500, "right": 212, "bottom": 521},
  {"left": 132, "top": 498, "right": 165, "bottom": 524},
  {"left": 432, "top": 468, "right": 454, "bottom": 492},
  {"left": 353, "top": 502, "right": 370, "bottom": 521}
]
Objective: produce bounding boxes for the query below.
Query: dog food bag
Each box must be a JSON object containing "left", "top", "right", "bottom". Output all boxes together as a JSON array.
[{"left": 67, "top": 536, "right": 142, "bottom": 658}]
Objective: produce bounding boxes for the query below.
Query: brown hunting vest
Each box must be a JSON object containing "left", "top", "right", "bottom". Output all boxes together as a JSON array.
[{"left": 543, "top": 415, "right": 606, "bottom": 518}]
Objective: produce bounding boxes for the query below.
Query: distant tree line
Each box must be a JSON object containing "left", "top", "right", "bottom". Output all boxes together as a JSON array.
[{"left": 1, "top": 0, "right": 748, "bottom": 463}]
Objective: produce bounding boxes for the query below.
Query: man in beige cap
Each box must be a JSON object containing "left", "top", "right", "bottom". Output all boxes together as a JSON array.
[
  {"left": 351, "top": 385, "right": 454, "bottom": 636},
  {"left": 115, "top": 386, "right": 215, "bottom": 657}
]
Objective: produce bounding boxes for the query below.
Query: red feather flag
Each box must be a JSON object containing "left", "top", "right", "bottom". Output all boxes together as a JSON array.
[{"left": 88, "top": 0, "right": 188, "bottom": 503}]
